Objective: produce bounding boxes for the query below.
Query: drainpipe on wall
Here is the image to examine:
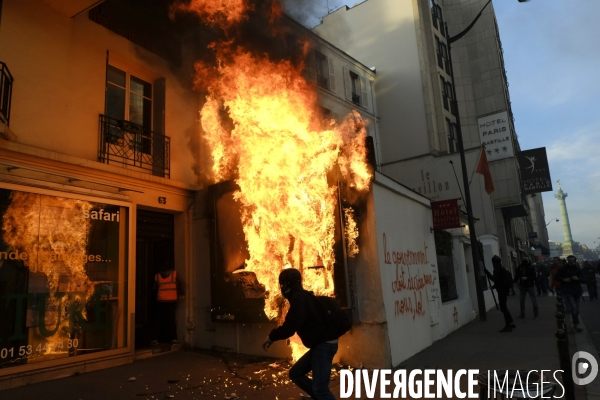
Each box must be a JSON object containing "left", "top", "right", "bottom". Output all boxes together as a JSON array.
[{"left": 185, "top": 198, "right": 196, "bottom": 345}]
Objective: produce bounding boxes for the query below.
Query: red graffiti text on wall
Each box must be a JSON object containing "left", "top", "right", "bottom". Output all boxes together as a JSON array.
[
  {"left": 383, "top": 233, "right": 429, "bottom": 267},
  {"left": 394, "top": 290, "right": 425, "bottom": 320},
  {"left": 384, "top": 233, "right": 434, "bottom": 320}
]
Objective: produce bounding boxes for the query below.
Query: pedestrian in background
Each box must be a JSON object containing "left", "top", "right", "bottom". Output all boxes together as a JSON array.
[
  {"left": 550, "top": 257, "right": 562, "bottom": 296},
  {"left": 514, "top": 258, "right": 539, "bottom": 319},
  {"left": 152, "top": 263, "right": 185, "bottom": 346},
  {"left": 582, "top": 261, "right": 598, "bottom": 300},
  {"left": 556, "top": 255, "right": 585, "bottom": 332},
  {"left": 485, "top": 255, "right": 516, "bottom": 332},
  {"left": 534, "top": 262, "right": 548, "bottom": 296}
]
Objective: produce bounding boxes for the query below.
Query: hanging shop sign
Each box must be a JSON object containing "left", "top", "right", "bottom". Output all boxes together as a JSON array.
[
  {"left": 431, "top": 199, "right": 460, "bottom": 230},
  {"left": 0, "top": 188, "right": 128, "bottom": 370},
  {"left": 477, "top": 111, "right": 514, "bottom": 162},
  {"left": 516, "top": 147, "right": 553, "bottom": 195}
]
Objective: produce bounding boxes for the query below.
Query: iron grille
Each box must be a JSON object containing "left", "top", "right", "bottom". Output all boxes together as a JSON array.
[
  {"left": 0, "top": 62, "right": 13, "bottom": 127},
  {"left": 98, "top": 114, "right": 170, "bottom": 178}
]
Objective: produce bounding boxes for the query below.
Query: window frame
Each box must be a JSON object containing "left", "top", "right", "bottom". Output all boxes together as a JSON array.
[
  {"left": 105, "top": 64, "right": 154, "bottom": 131},
  {"left": 446, "top": 117, "right": 458, "bottom": 154},
  {"left": 343, "top": 66, "right": 369, "bottom": 109}
]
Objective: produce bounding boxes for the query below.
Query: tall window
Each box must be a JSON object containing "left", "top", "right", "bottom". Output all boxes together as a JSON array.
[
  {"left": 436, "top": 36, "right": 451, "bottom": 73},
  {"left": 440, "top": 77, "right": 455, "bottom": 113},
  {"left": 431, "top": 1, "right": 445, "bottom": 36},
  {"left": 446, "top": 118, "right": 458, "bottom": 153},
  {"left": 343, "top": 67, "right": 369, "bottom": 109},
  {"left": 101, "top": 63, "right": 169, "bottom": 178},
  {"left": 434, "top": 230, "right": 458, "bottom": 303},
  {"left": 350, "top": 71, "right": 360, "bottom": 105},
  {"left": 106, "top": 65, "right": 152, "bottom": 130}
]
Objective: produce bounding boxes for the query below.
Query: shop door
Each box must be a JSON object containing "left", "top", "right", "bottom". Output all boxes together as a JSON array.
[{"left": 135, "top": 210, "right": 174, "bottom": 349}]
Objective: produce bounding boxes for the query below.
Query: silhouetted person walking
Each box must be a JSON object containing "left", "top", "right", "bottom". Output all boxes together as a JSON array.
[
  {"left": 556, "top": 255, "right": 585, "bottom": 332},
  {"left": 485, "top": 255, "right": 516, "bottom": 332},
  {"left": 514, "top": 258, "right": 538, "bottom": 319}
]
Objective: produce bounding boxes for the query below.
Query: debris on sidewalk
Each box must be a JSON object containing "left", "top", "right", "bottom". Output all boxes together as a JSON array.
[
  {"left": 224, "top": 393, "right": 238, "bottom": 399},
  {"left": 127, "top": 377, "right": 136, "bottom": 382}
]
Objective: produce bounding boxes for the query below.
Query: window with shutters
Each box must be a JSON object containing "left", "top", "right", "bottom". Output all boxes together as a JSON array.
[
  {"left": 343, "top": 67, "right": 369, "bottom": 109},
  {"left": 100, "top": 63, "right": 170, "bottom": 178},
  {"left": 314, "top": 50, "right": 336, "bottom": 92}
]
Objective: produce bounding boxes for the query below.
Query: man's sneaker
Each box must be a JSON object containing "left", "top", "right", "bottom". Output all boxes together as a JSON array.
[
  {"left": 518, "top": 314, "right": 525, "bottom": 319},
  {"left": 150, "top": 340, "right": 159, "bottom": 346},
  {"left": 499, "top": 327, "right": 512, "bottom": 333},
  {"left": 575, "top": 325, "right": 584, "bottom": 333},
  {"left": 510, "top": 323, "right": 517, "bottom": 329}
]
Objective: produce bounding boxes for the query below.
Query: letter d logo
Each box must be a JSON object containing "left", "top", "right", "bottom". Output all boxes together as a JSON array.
[{"left": 572, "top": 351, "right": 598, "bottom": 385}]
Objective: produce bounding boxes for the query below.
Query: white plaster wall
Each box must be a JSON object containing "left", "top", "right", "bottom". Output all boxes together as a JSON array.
[
  {"left": 372, "top": 174, "right": 439, "bottom": 366},
  {"left": 0, "top": 0, "right": 199, "bottom": 186},
  {"left": 313, "top": 0, "right": 430, "bottom": 163}
]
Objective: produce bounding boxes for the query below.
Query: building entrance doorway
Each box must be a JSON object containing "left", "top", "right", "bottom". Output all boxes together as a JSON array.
[{"left": 135, "top": 209, "right": 174, "bottom": 349}]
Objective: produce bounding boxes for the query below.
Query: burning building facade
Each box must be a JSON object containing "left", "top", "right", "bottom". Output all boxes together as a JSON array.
[{"left": 0, "top": 0, "right": 476, "bottom": 389}]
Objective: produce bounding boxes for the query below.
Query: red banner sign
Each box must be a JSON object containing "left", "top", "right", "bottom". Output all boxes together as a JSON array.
[{"left": 431, "top": 199, "right": 460, "bottom": 230}]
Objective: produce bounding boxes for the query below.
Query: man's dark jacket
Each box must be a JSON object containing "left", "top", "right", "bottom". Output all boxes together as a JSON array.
[
  {"left": 555, "top": 265, "right": 585, "bottom": 297},
  {"left": 268, "top": 289, "right": 337, "bottom": 348},
  {"left": 514, "top": 262, "right": 536, "bottom": 289},
  {"left": 487, "top": 267, "right": 513, "bottom": 294}
]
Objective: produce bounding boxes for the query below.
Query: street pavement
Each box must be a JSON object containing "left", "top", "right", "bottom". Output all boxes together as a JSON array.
[
  {"left": 581, "top": 281, "right": 600, "bottom": 356},
  {"left": 2, "top": 294, "right": 598, "bottom": 400}
]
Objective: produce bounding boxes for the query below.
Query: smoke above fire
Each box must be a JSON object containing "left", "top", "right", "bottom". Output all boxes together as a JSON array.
[{"left": 171, "top": 0, "right": 372, "bottom": 358}]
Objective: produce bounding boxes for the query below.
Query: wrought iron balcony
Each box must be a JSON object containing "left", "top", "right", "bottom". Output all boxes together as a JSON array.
[
  {"left": 0, "top": 62, "right": 14, "bottom": 127},
  {"left": 98, "top": 115, "right": 170, "bottom": 178}
]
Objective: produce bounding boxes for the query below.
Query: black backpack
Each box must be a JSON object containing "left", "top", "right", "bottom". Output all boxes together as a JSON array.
[{"left": 312, "top": 294, "right": 353, "bottom": 338}]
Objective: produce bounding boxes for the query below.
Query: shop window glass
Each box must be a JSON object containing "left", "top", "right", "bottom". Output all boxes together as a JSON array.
[{"left": 0, "top": 188, "right": 128, "bottom": 369}]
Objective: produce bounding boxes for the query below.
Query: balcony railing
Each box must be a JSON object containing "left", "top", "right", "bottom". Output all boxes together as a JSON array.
[
  {"left": 98, "top": 115, "right": 170, "bottom": 178},
  {"left": 0, "top": 62, "right": 14, "bottom": 127}
]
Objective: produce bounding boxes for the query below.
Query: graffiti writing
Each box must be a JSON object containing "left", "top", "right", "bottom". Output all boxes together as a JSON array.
[
  {"left": 394, "top": 290, "right": 425, "bottom": 320},
  {"left": 391, "top": 266, "right": 434, "bottom": 293},
  {"left": 383, "top": 233, "right": 428, "bottom": 267}
]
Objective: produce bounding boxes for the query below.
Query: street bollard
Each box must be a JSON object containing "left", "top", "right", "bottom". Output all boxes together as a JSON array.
[
  {"left": 555, "top": 310, "right": 565, "bottom": 330},
  {"left": 556, "top": 295, "right": 569, "bottom": 346},
  {"left": 555, "top": 329, "right": 575, "bottom": 400}
]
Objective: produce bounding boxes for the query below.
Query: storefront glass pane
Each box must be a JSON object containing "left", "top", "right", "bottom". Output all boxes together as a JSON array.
[{"left": 0, "top": 189, "right": 128, "bottom": 369}]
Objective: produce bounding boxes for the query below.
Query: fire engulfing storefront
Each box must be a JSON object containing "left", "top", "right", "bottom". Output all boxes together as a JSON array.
[
  {"left": 0, "top": 185, "right": 129, "bottom": 374},
  {"left": 207, "top": 179, "right": 353, "bottom": 324},
  {"left": 198, "top": 171, "right": 476, "bottom": 368}
]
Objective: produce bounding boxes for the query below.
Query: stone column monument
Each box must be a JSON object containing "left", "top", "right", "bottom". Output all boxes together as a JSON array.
[{"left": 554, "top": 180, "right": 574, "bottom": 256}]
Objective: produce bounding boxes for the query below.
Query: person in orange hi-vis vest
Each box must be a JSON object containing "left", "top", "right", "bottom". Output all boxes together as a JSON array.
[{"left": 151, "top": 263, "right": 184, "bottom": 346}]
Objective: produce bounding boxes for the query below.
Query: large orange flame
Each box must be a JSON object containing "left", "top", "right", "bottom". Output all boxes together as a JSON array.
[
  {"left": 178, "top": 0, "right": 373, "bottom": 360},
  {"left": 170, "top": 0, "right": 251, "bottom": 29}
]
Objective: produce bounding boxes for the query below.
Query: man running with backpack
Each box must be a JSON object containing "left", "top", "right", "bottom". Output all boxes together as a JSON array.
[{"left": 262, "top": 268, "right": 349, "bottom": 400}]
